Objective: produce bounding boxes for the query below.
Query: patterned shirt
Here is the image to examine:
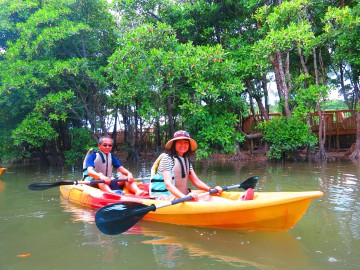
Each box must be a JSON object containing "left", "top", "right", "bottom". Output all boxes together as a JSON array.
[{"left": 157, "top": 154, "right": 193, "bottom": 174}]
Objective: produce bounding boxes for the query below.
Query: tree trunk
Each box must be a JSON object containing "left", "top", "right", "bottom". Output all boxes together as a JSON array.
[
  {"left": 313, "top": 48, "right": 319, "bottom": 85},
  {"left": 165, "top": 96, "right": 174, "bottom": 137},
  {"left": 127, "top": 102, "right": 140, "bottom": 162},
  {"left": 313, "top": 48, "right": 333, "bottom": 162},
  {"left": 282, "top": 50, "right": 291, "bottom": 117},
  {"left": 262, "top": 74, "right": 270, "bottom": 116},
  {"left": 81, "top": 30, "right": 87, "bottom": 58},
  {"left": 349, "top": 108, "right": 360, "bottom": 159},
  {"left": 245, "top": 79, "right": 269, "bottom": 120},
  {"left": 112, "top": 107, "right": 118, "bottom": 150},
  {"left": 314, "top": 110, "right": 333, "bottom": 161},
  {"left": 318, "top": 50, "right": 327, "bottom": 85},
  {"left": 139, "top": 118, "right": 144, "bottom": 152},
  {"left": 155, "top": 118, "right": 161, "bottom": 151},
  {"left": 304, "top": 115, "right": 312, "bottom": 161},
  {"left": 269, "top": 53, "right": 284, "bottom": 103},
  {"left": 47, "top": 141, "right": 65, "bottom": 166},
  {"left": 121, "top": 105, "right": 129, "bottom": 145},
  {"left": 228, "top": 140, "right": 250, "bottom": 161},
  {"left": 162, "top": 75, "right": 175, "bottom": 137},
  {"left": 269, "top": 50, "right": 291, "bottom": 117}
]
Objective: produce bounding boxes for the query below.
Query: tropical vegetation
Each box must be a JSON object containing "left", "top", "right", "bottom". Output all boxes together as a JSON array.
[{"left": 0, "top": 0, "right": 359, "bottom": 165}]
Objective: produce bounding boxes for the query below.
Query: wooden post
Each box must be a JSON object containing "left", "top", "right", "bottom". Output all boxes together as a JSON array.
[{"left": 336, "top": 111, "right": 340, "bottom": 150}]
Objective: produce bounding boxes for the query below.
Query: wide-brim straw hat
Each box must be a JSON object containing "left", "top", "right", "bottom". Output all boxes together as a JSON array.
[{"left": 165, "top": 130, "right": 198, "bottom": 152}]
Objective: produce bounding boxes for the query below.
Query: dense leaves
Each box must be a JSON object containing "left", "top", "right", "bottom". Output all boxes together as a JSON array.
[
  {"left": 257, "top": 116, "right": 317, "bottom": 160},
  {"left": 0, "top": 0, "right": 359, "bottom": 164}
]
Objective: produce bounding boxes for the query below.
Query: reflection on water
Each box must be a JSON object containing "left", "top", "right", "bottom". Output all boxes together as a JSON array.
[
  {"left": 60, "top": 196, "right": 309, "bottom": 270},
  {"left": 60, "top": 197, "right": 126, "bottom": 263},
  {"left": 135, "top": 222, "right": 309, "bottom": 270},
  {"left": 313, "top": 161, "right": 360, "bottom": 243},
  {"left": 0, "top": 180, "right": 5, "bottom": 192}
]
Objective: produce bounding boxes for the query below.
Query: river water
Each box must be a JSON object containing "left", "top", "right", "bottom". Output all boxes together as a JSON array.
[{"left": 0, "top": 158, "right": 359, "bottom": 270}]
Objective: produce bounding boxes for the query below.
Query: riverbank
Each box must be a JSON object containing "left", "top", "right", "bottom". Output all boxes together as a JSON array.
[{"left": 224, "top": 150, "right": 352, "bottom": 162}]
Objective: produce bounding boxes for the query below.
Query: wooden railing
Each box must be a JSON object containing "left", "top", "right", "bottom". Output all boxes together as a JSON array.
[
  {"left": 243, "top": 110, "right": 356, "bottom": 134},
  {"left": 243, "top": 113, "right": 282, "bottom": 134},
  {"left": 309, "top": 110, "right": 356, "bottom": 135},
  {"left": 242, "top": 110, "right": 357, "bottom": 149}
]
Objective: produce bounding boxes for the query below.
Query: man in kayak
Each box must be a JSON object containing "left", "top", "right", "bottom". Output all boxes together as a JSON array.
[
  {"left": 84, "top": 135, "right": 148, "bottom": 196},
  {"left": 149, "top": 130, "right": 254, "bottom": 201}
]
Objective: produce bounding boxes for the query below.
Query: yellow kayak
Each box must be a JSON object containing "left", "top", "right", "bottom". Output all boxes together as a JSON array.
[
  {"left": 0, "top": 168, "right": 6, "bottom": 175},
  {"left": 60, "top": 183, "right": 323, "bottom": 231}
]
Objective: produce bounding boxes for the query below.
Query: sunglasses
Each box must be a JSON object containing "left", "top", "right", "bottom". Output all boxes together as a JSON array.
[
  {"left": 174, "top": 131, "right": 190, "bottom": 138},
  {"left": 102, "top": 144, "right": 113, "bottom": 147}
]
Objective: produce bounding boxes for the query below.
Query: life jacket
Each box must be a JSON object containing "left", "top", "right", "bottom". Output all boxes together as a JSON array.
[
  {"left": 149, "top": 153, "right": 191, "bottom": 198},
  {"left": 82, "top": 148, "right": 94, "bottom": 180},
  {"left": 83, "top": 149, "right": 117, "bottom": 189}
]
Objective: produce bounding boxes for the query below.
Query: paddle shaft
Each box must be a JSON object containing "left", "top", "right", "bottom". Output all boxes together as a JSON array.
[
  {"left": 28, "top": 177, "right": 150, "bottom": 191},
  {"left": 71, "top": 178, "right": 127, "bottom": 185},
  {"left": 154, "top": 179, "right": 255, "bottom": 210}
]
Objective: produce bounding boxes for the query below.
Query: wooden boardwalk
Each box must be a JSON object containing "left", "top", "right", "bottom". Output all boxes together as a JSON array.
[{"left": 243, "top": 110, "right": 357, "bottom": 150}]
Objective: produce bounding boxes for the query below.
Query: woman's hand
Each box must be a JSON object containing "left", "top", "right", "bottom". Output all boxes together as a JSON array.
[
  {"left": 213, "top": 186, "right": 223, "bottom": 194},
  {"left": 188, "top": 192, "right": 199, "bottom": 202}
]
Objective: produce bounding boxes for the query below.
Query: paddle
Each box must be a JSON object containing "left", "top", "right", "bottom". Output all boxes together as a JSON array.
[
  {"left": 28, "top": 177, "right": 150, "bottom": 191},
  {"left": 95, "top": 176, "right": 258, "bottom": 235}
]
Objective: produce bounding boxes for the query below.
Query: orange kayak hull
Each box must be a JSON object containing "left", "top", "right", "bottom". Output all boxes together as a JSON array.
[
  {"left": 60, "top": 184, "right": 323, "bottom": 231},
  {"left": 0, "top": 168, "right": 6, "bottom": 175}
]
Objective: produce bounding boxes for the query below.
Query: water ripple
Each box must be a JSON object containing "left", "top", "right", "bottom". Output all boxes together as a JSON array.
[{"left": 0, "top": 211, "right": 47, "bottom": 220}]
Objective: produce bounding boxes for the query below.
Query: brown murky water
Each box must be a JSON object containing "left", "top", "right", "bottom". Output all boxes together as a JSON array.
[{"left": 0, "top": 159, "right": 359, "bottom": 270}]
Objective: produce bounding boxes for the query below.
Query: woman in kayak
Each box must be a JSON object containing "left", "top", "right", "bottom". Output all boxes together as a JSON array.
[{"left": 150, "top": 130, "right": 254, "bottom": 201}]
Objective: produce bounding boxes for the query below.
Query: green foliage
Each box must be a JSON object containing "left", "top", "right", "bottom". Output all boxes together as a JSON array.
[
  {"left": 194, "top": 114, "right": 245, "bottom": 159},
  {"left": 0, "top": 129, "right": 25, "bottom": 162},
  {"left": 64, "top": 128, "right": 95, "bottom": 166},
  {"left": 254, "top": 0, "right": 315, "bottom": 55},
  {"left": 1, "top": 0, "right": 359, "bottom": 164},
  {"left": 257, "top": 116, "right": 317, "bottom": 160},
  {"left": 0, "top": 0, "right": 118, "bottom": 164},
  {"left": 108, "top": 22, "right": 247, "bottom": 158},
  {"left": 11, "top": 90, "right": 76, "bottom": 148},
  {"left": 12, "top": 114, "right": 58, "bottom": 148},
  {"left": 323, "top": 99, "right": 347, "bottom": 110},
  {"left": 293, "top": 85, "right": 330, "bottom": 119},
  {"left": 323, "top": 4, "right": 360, "bottom": 109}
]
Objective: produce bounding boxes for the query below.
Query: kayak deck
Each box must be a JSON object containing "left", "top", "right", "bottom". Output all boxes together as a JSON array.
[
  {"left": 144, "top": 191, "right": 323, "bottom": 230},
  {"left": 60, "top": 184, "right": 323, "bottom": 231}
]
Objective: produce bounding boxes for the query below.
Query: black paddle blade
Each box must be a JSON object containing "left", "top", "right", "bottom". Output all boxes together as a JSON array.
[
  {"left": 28, "top": 181, "right": 74, "bottom": 191},
  {"left": 95, "top": 202, "right": 156, "bottom": 235},
  {"left": 240, "top": 176, "right": 259, "bottom": 190},
  {"left": 221, "top": 176, "right": 258, "bottom": 192}
]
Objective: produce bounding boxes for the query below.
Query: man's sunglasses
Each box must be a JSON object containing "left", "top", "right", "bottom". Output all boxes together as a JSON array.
[{"left": 102, "top": 144, "right": 113, "bottom": 147}]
